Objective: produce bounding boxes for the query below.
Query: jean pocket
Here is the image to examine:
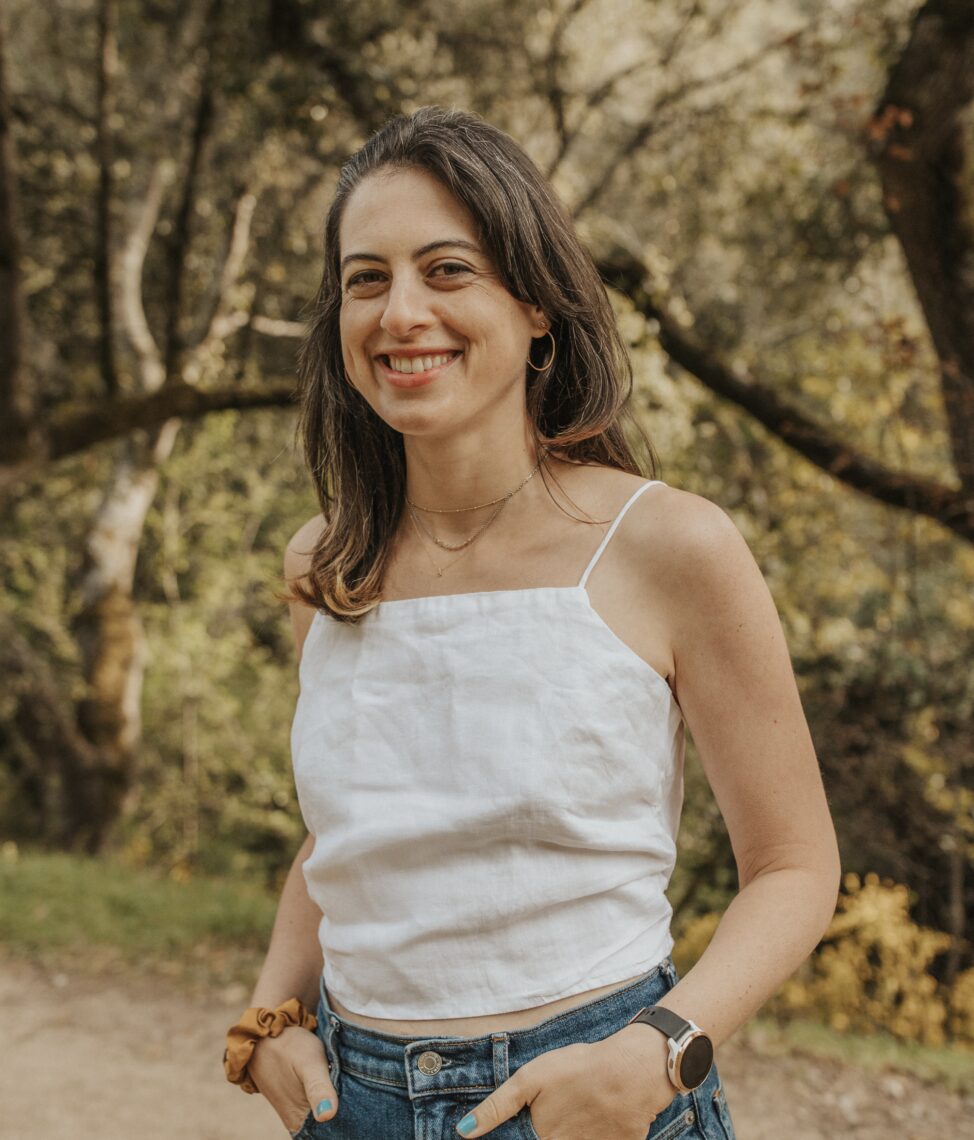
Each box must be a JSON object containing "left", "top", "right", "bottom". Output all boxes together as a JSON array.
[
  {"left": 516, "top": 1103, "right": 542, "bottom": 1140},
  {"left": 519, "top": 1100, "right": 705, "bottom": 1140},
  {"left": 288, "top": 1109, "right": 315, "bottom": 1139},
  {"left": 710, "top": 1081, "right": 736, "bottom": 1140},
  {"left": 650, "top": 1103, "right": 704, "bottom": 1140}
]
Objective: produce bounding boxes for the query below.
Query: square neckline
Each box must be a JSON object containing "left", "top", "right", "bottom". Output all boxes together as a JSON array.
[
  {"left": 313, "top": 481, "right": 676, "bottom": 703},
  {"left": 312, "top": 586, "right": 678, "bottom": 709},
  {"left": 375, "top": 583, "right": 585, "bottom": 607},
  {"left": 375, "top": 480, "right": 665, "bottom": 608}
]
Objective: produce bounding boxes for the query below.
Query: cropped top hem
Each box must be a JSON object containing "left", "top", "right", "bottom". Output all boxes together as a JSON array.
[{"left": 321, "top": 932, "right": 676, "bottom": 1021}]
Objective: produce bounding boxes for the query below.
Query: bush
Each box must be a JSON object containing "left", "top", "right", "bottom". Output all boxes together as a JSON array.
[{"left": 674, "top": 871, "right": 969, "bottom": 1047}]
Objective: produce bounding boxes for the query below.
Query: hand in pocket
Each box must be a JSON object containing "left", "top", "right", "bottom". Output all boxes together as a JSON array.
[{"left": 249, "top": 1024, "right": 339, "bottom": 1134}]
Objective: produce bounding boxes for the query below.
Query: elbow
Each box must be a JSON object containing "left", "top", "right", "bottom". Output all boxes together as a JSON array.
[
  {"left": 740, "top": 839, "right": 843, "bottom": 940},
  {"left": 824, "top": 846, "right": 843, "bottom": 929},
  {"left": 806, "top": 841, "right": 843, "bottom": 941}
]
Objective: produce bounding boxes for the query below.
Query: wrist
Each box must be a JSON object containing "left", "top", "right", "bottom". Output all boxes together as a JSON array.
[
  {"left": 622, "top": 1004, "right": 715, "bottom": 1093},
  {"left": 224, "top": 997, "right": 318, "bottom": 1095},
  {"left": 609, "top": 1023, "right": 678, "bottom": 1091},
  {"left": 250, "top": 977, "right": 320, "bottom": 1010}
]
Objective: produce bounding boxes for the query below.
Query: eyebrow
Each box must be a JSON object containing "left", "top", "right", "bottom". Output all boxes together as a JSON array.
[{"left": 340, "top": 239, "right": 483, "bottom": 274}]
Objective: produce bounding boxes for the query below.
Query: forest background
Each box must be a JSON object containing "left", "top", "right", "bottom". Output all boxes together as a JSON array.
[{"left": 1, "top": 0, "right": 972, "bottom": 1065}]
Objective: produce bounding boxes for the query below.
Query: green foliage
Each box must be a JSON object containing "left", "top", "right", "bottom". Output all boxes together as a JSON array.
[
  {"left": 0, "top": 407, "right": 319, "bottom": 882},
  {"left": 119, "top": 408, "right": 318, "bottom": 884},
  {"left": 0, "top": 845, "right": 276, "bottom": 964}
]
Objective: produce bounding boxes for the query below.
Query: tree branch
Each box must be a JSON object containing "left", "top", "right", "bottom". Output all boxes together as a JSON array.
[
  {"left": 50, "top": 381, "right": 297, "bottom": 455},
  {"left": 251, "top": 314, "right": 306, "bottom": 338},
  {"left": 543, "top": 0, "right": 704, "bottom": 181},
  {"left": 0, "top": 381, "right": 299, "bottom": 485},
  {"left": 189, "top": 189, "right": 258, "bottom": 360},
  {"left": 164, "top": 0, "right": 223, "bottom": 384},
  {"left": 119, "top": 160, "right": 169, "bottom": 391},
  {"left": 574, "top": 24, "right": 809, "bottom": 217},
  {"left": 598, "top": 249, "right": 974, "bottom": 543}
]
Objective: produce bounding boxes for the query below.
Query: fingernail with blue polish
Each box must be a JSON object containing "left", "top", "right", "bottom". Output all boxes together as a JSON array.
[
  {"left": 458, "top": 1113, "right": 477, "bottom": 1136},
  {"left": 315, "top": 1099, "right": 332, "bottom": 1117}
]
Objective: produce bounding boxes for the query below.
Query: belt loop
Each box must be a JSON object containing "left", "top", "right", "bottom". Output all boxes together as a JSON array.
[{"left": 491, "top": 1033, "right": 510, "bottom": 1087}]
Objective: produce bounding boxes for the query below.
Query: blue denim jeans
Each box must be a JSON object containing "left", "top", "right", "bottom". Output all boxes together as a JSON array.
[{"left": 289, "top": 957, "right": 736, "bottom": 1140}]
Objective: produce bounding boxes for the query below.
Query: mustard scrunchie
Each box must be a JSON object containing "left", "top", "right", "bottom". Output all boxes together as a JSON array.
[{"left": 224, "top": 997, "right": 318, "bottom": 1094}]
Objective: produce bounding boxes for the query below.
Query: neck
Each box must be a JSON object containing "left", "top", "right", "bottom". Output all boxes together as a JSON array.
[{"left": 403, "top": 426, "right": 549, "bottom": 516}]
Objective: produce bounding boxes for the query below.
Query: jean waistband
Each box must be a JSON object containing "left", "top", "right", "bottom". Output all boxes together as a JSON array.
[{"left": 315, "top": 957, "right": 678, "bottom": 1094}]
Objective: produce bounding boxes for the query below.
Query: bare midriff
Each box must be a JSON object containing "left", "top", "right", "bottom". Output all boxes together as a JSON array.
[{"left": 325, "top": 970, "right": 650, "bottom": 1037}]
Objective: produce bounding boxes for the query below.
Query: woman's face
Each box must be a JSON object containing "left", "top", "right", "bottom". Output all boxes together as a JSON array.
[{"left": 337, "top": 166, "right": 545, "bottom": 439}]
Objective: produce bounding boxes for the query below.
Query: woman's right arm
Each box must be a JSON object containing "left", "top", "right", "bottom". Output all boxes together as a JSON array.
[
  {"left": 248, "top": 830, "right": 324, "bottom": 1011},
  {"left": 246, "top": 515, "right": 339, "bottom": 1133}
]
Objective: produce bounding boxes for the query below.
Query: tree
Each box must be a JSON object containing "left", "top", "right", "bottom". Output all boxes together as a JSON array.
[{"left": 0, "top": 3, "right": 969, "bottom": 990}]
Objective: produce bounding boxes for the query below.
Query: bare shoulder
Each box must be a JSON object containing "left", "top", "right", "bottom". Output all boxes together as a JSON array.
[
  {"left": 561, "top": 468, "right": 747, "bottom": 597},
  {"left": 284, "top": 512, "right": 328, "bottom": 666},
  {"left": 636, "top": 482, "right": 746, "bottom": 573},
  {"left": 284, "top": 512, "right": 329, "bottom": 586},
  {"left": 632, "top": 482, "right": 791, "bottom": 707},
  {"left": 623, "top": 478, "right": 770, "bottom": 652}
]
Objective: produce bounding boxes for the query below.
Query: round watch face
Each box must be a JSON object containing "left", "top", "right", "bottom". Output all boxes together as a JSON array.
[{"left": 679, "top": 1034, "right": 714, "bottom": 1089}]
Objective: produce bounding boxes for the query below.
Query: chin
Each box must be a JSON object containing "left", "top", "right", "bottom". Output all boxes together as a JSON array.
[{"left": 379, "top": 404, "right": 453, "bottom": 438}]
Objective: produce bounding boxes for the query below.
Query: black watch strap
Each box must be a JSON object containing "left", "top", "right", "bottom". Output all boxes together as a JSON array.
[{"left": 628, "top": 1004, "right": 692, "bottom": 1040}]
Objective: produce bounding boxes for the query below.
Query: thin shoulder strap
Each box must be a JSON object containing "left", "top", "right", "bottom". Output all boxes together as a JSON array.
[{"left": 577, "top": 480, "right": 666, "bottom": 589}]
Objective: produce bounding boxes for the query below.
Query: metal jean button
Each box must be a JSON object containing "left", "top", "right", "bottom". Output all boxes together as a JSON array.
[{"left": 417, "top": 1050, "right": 443, "bottom": 1075}]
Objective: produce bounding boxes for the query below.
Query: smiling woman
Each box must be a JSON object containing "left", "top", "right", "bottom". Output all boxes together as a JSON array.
[
  {"left": 222, "top": 106, "right": 840, "bottom": 1140},
  {"left": 337, "top": 167, "right": 550, "bottom": 428}
]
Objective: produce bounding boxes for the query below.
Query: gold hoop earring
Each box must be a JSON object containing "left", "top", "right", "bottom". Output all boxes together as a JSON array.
[{"left": 526, "top": 329, "right": 556, "bottom": 372}]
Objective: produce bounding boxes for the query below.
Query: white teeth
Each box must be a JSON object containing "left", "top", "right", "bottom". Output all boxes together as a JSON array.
[{"left": 386, "top": 352, "right": 458, "bottom": 374}]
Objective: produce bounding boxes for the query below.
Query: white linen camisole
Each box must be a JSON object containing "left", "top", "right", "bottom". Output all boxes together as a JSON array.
[{"left": 290, "top": 479, "right": 685, "bottom": 1019}]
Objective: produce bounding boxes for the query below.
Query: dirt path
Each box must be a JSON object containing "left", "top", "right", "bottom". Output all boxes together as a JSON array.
[{"left": 1, "top": 949, "right": 970, "bottom": 1139}]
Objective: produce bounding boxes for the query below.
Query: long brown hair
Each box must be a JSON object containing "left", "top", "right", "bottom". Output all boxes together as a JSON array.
[{"left": 283, "top": 106, "right": 659, "bottom": 622}]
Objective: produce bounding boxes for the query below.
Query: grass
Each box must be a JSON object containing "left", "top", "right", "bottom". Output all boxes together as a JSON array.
[
  {"left": 1, "top": 847, "right": 971, "bottom": 1095},
  {"left": 0, "top": 845, "right": 277, "bottom": 990}
]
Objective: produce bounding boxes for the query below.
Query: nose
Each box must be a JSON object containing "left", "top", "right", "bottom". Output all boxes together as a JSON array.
[{"left": 379, "top": 274, "right": 434, "bottom": 338}]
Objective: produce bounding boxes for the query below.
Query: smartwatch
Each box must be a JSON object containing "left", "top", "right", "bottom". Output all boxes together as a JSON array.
[{"left": 625, "top": 1004, "right": 714, "bottom": 1093}]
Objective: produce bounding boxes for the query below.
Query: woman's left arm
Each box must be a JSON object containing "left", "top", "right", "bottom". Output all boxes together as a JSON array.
[
  {"left": 611, "top": 490, "right": 842, "bottom": 1059},
  {"left": 461, "top": 492, "right": 842, "bottom": 1138}
]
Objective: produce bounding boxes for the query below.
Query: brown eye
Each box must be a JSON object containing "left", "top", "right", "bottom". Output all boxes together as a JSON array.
[
  {"left": 430, "top": 262, "right": 472, "bottom": 279},
  {"left": 347, "top": 270, "right": 384, "bottom": 288}
]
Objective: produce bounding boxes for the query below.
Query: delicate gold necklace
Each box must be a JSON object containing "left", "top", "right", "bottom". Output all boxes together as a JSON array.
[
  {"left": 407, "top": 508, "right": 471, "bottom": 578},
  {"left": 405, "top": 449, "right": 548, "bottom": 571},
  {"left": 406, "top": 450, "right": 547, "bottom": 514}
]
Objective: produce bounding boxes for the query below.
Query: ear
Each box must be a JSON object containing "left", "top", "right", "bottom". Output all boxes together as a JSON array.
[{"left": 527, "top": 304, "right": 548, "bottom": 335}]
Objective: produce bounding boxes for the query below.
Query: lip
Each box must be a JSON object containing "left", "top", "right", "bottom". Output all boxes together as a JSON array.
[
  {"left": 374, "top": 347, "right": 462, "bottom": 359},
  {"left": 376, "top": 350, "right": 462, "bottom": 388}
]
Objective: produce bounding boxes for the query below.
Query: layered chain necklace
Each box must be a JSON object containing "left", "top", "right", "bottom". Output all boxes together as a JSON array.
[{"left": 405, "top": 448, "right": 549, "bottom": 578}]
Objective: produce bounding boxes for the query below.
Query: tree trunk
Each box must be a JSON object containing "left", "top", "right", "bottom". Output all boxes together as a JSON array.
[
  {"left": 0, "top": 12, "right": 38, "bottom": 466},
  {"left": 872, "top": 0, "right": 974, "bottom": 495},
  {"left": 66, "top": 421, "right": 180, "bottom": 852}
]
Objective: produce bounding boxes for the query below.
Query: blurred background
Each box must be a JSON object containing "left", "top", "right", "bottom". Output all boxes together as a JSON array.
[{"left": 0, "top": 0, "right": 972, "bottom": 1135}]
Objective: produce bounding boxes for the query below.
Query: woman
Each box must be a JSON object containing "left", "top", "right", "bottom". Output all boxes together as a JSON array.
[{"left": 223, "top": 106, "right": 841, "bottom": 1140}]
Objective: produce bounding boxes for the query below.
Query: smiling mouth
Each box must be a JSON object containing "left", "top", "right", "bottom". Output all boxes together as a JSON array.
[{"left": 379, "top": 351, "right": 462, "bottom": 375}]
